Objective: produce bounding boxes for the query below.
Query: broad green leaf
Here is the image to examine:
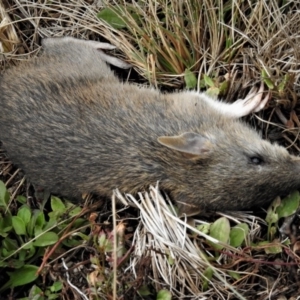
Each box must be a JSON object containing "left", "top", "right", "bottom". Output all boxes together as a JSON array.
[
  {"left": 156, "top": 289, "right": 172, "bottom": 300},
  {"left": 258, "top": 241, "right": 283, "bottom": 254},
  {"left": 68, "top": 203, "right": 82, "bottom": 217},
  {"left": 230, "top": 223, "right": 249, "bottom": 247},
  {"left": 35, "top": 210, "right": 46, "bottom": 227},
  {"left": 18, "top": 248, "right": 29, "bottom": 262},
  {"left": 28, "top": 210, "right": 46, "bottom": 237},
  {"left": 2, "top": 237, "right": 19, "bottom": 252},
  {"left": 276, "top": 191, "right": 300, "bottom": 219},
  {"left": 51, "top": 196, "right": 66, "bottom": 213},
  {"left": 203, "top": 74, "right": 214, "bottom": 87},
  {"left": 184, "top": 69, "right": 197, "bottom": 89},
  {"left": 12, "top": 216, "right": 26, "bottom": 235},
  {"left": 206, "top": 86, "right": 220, "bottom": 98},
  {"left": 196, "top": 223, "right": 210, "bottom": 235},
  {"left": 0, "top": 265, "right": 39, "bottom": 291},
  {"left": 33, "top": 231, "right": 59, "bottom": 247},
  {"left": 18, "top": 205, "right": 31, "bottom": 225},
  {"left": 16, "top": 195, "right": 27, "bottom": 204},
  {"left": 43, "top": 217, "right": 57, "bottom": 231},
  {"left": 22, "top": 240, "right": 34, "bottom": 250},
  {"left": 97, "top": 8, "right": 127, "bottom": 29},
  {"left": 50, "top": 281, "right": 63, "bottom": 292},
  {"left": 209, "top": 217, "right": 230, "bottom": 250},
  {"left": 34, "top": 225, "right": 43, "bottom": 238}
]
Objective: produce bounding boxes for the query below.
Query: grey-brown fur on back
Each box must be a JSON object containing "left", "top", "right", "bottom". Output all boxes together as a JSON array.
[{"left": 0, "top": 37, "right": 300, "bottom": 216}]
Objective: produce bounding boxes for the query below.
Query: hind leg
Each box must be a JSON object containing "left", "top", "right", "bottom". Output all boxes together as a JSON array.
[
  {"left": 197, "top": 82, "right": 269, "bottom": 119},
  {"left": 229, "top": 83, "right": 269, "bottom": 118},
  {"left": 42, "top": 37, "right": 131, "bottom": 69}
]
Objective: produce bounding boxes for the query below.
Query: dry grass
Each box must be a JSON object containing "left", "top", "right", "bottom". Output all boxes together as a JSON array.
[{"left": 1, "top": 0, "right": 300, "bottom": 299}]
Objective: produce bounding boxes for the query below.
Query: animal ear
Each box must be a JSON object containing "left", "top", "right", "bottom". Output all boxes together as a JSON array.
[{"left": 157, "top": 132, "right": 212, "bottom": 158}]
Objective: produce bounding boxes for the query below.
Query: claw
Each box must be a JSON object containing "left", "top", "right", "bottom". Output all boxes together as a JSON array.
[{"left": 229, "top": 82, "right": 269, "bottom": 118}]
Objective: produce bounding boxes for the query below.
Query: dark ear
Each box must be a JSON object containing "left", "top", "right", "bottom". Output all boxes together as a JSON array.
[{"left": 157, "top": 132, "right": 212, "bottom": 158}]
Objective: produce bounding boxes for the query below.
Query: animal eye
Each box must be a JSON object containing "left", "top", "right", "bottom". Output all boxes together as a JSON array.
[{"left": 249, "top": 156, "right": 264, "bottom": 165}]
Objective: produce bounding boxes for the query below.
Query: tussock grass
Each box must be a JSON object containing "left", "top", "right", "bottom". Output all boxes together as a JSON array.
[
  {"left": 98, "top": 1, "right": 300, "bottom": 91},
  {"left": 1, "top": 0, "right": 300, "bottom": 299}
]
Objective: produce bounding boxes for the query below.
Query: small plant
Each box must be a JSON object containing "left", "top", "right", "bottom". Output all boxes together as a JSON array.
[{"left": 0, "top": 181, "right": 89, "bottom": 297}]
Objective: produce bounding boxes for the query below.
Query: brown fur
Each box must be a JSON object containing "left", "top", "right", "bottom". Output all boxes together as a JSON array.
[{"left": 0, "top": 37, "right": 299, "bottom": 216}]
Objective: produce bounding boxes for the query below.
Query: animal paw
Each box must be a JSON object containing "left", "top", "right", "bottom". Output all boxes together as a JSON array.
[
  {"left": 229, "top": 83, "right": 269, "bottom": 118},
  {"left": 71, "top": 38, "right": 132, "bottom": 69},
  {"left": 42, "top": 37, "right": 132, "bottom": 69}
]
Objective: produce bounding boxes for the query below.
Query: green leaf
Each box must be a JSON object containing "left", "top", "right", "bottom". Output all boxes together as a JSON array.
[
  {"left": 98, "top": 233, "right": 113, "bottom": 252},
  {"left": 261, "top": 69, "right": 274, "bottom": 89},
  {"left": 225, "top": 37, "right": 233, "bottom": 49},
  {"left": 202, "top": 267, "right": 214, "bottom": 291},
  {"left": 45, "top": 292, "right": 60, "bottom": 300},
  {"left": 35, "top": 210, "right": 46, "bottom": 227},
  {"left": 156, "top": 289, "right": 172, "bottom": 300},
  {"left": 219, "top": 80, "right": 229, "bottom": 95},
  {"left": 12, "top": 216, "right": 27, "bottom": 235},
  {"left": 276, "top": 191, "right": 300, "bottom": 219},
  {"left": 228, "top": 270, "right": 241, "bottom": 280},
  {"left": 97, "top": 8, "right": 127, "bottom": 29},
  {"left": 138, "top": 285, "right": 152, "bottom": 297},
  {"left": 18, "top": 205, "right": 32, "bottom": 225},
  {"left": 0, "top": 215, "right": 12, "bottom": 237},
  {"left": 16, "top": 195, "right": 27, "bottom": 204},
  {"left": 206, "top": 86, "right": 220, "bottom": 98},
  {"left": 27, "top": 285, "right": 43, "bottom": 299},
  {"left": 0, "top": 258, "right": 24, "bottom": 269},
  {"left": 27, "top": 210, "right": 46, "bottom": 237},
  {"left": 51, "top": 196, "right": 66, "bottom": 213},
  {"left": 196, "top": 223, "right": 210, "bottom": 235},
  {"left": 265, "top": 196, "right": 281, "bottom": 225},
  {"left": 184, "top": 69, "right": 197, "bottom": 89},
  {"left": 203, "top": 74, "right": 214, "bottom": 87},
  {"left": 27, "top": 211, "right": 37, "bottom": 237},
  {"left": 209, "top": 217, "right": 230, "bottom": 250},
  {"left": 230, "top": 223, "right": 249, "bottom": 247},
  {"left": 0, "top": 265, "right": 39, "bottom": 291},
  {"left": 33, "top": 231, "right": 59, "bottom": 247},
  {"left": 258, "top": 241, "right": 283, "bottom": 254},
  {"left": 0, "top": 181, "right": 10, "bottom": 207},
  {"left": 67, "top": 203, "right": 82, "bottom": 217},
  {"left": 2, "top": 237, "right": 19, "bottom": 252},
  {"left": 278, "top": 74, "right": 289, "bottom": 93},
  {"left": 50, "top": 281, "right": 63, "bottom": 292}
]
